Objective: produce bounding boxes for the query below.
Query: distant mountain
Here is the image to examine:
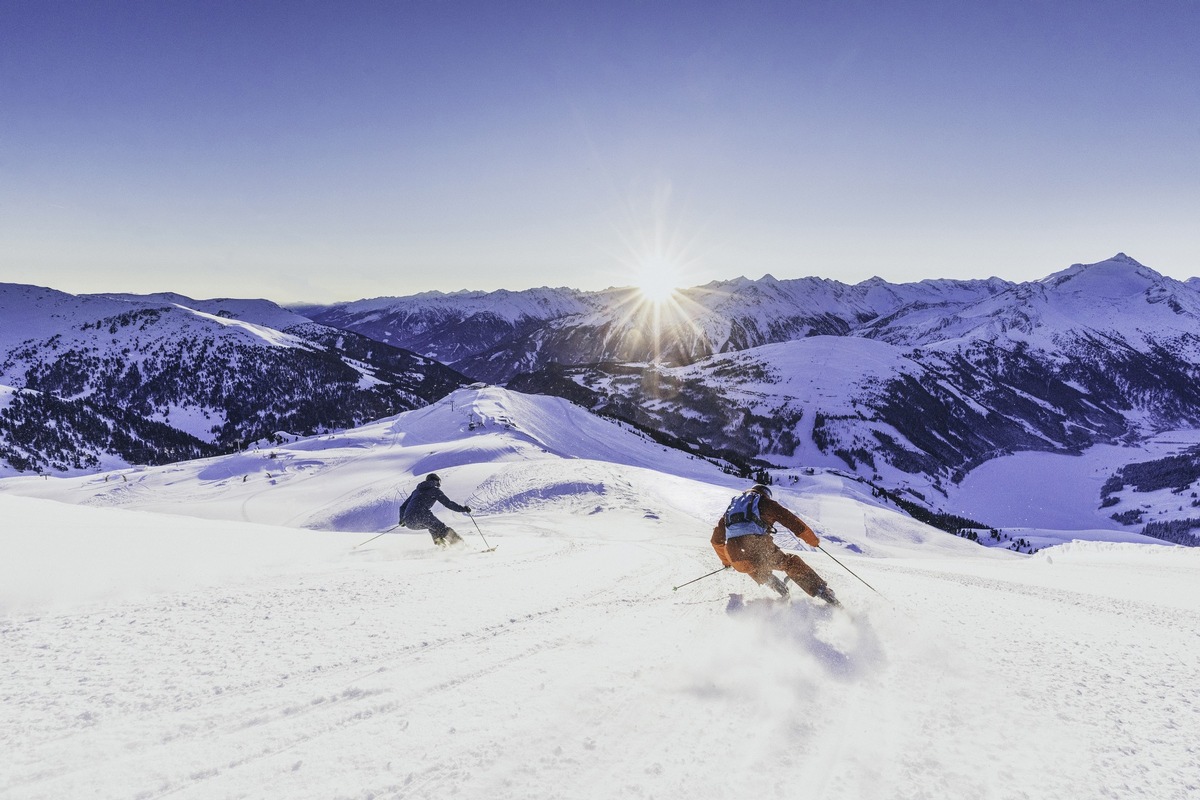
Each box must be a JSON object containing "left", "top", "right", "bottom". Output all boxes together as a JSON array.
[
  {"left": 862, "top": 253, "right": 1200, "bottom": 353},
  {"left": 0, "top": 285, "right": 468, "bottom": 475},
  {"left": 502, "top": 256, "right": 1200, "bottom": 526},
  {"left": 300, "top": 288, "right": 598, "bottom": 371},
  {"left": 299, "top": 276, "right": 1013, "bottom": 383}
]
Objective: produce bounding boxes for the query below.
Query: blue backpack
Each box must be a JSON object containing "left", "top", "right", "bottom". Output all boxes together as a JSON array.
[{"left": 723, "top": 492, "right": 767, "bottom": 539}]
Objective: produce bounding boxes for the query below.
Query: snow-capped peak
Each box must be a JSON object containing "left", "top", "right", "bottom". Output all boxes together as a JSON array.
[{"left": 1040, "top": 253, "right": 1163, "bottom": 297}]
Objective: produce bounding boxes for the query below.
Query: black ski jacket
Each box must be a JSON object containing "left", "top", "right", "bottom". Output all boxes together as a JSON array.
[{"left": 400, "top": 478, "right": 468, "bottom": 522}]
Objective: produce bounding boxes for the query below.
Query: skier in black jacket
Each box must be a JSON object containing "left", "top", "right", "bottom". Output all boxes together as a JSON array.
[{"left": 399, "top": 473, "right": 471, "bottom": 548}]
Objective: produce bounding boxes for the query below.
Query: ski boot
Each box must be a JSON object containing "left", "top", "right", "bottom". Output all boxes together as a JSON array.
[
  {"left": 432, "top": 529, "right": 464, "bottom": 549},
  {"left": 765, "top": 574, "right": 791, "bottom": 599},
  {"left": 814, "top": 584, "right": 841, "bottom": 608}
]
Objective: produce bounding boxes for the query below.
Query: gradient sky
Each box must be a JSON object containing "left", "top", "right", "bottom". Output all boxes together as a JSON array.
[{"left": 2, "top": 0, "right": 1198, "bottom": 303}]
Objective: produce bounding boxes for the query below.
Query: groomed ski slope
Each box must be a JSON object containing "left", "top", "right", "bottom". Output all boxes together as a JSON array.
[{"left": 2, "top": 387, "right": 1198, "bottom": 800}]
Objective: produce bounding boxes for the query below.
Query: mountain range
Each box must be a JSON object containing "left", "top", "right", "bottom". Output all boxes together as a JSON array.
[
  {"left": 302, "top": 255, "right": 1200, "bottom": 522},
  {"left": 0, "top": 285, "right": 467, "bottom": 474},
  {"left": 5, "top": 253, "right": 1200, "bottom": 541}
]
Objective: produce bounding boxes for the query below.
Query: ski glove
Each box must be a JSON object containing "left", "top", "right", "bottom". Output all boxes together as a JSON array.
[{"left": 463, "top": 506, "right": 472, "bottom": 514}]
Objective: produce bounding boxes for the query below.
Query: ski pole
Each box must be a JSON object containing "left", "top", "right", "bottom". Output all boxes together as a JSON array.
[
  {"left": 354, "top": 524, "right": 398, "bottom": 550},
  {"left": 818, "top": 545, "right": 887, "bottom": 600},
  {"left": 673, "top": 565, "right": 730, "bottom": 591},
  {"left": 467, "top": 513, "right": 495, "bottom": 551}
]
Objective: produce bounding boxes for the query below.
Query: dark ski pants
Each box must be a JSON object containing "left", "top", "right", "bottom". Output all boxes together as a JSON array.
[
  {"left": 726, "top": 534, "right": 827, "bottom": 597},
  {"left": 403, "top": 512, "right": 463, "bottom": 547}
]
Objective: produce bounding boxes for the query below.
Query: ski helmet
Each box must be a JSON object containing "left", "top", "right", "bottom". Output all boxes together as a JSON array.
[
  {"left": 426, "top": 473, "right": 441, "bottom": 484},
  {"left": 750, "top": 484, "right": 772, "bottom": 498}
]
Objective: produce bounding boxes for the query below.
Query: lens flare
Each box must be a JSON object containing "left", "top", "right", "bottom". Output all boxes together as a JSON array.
[
  {"left": 632, "top": 258, "right": 682, "bottom": 304},
  {"left": 598, "top": 183, "right": 733, "bottom": 364}
]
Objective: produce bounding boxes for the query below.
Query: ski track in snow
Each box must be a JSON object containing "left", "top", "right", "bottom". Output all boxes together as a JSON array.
[{"left": 5, "top": 532, "right": 1198, "bottom": 800}]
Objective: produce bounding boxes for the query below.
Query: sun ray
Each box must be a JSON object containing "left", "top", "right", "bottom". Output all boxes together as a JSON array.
[
  {"left": 595, "top": 184, "right": 736, "bottom": 366},
  {"left": 630, "top": 257, "right": 683, "bottom": 305}
]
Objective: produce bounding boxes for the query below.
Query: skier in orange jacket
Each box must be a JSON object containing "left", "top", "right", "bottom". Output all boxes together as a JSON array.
[{"left": 711, "top": 484, "right": 839, "bottom": 605}]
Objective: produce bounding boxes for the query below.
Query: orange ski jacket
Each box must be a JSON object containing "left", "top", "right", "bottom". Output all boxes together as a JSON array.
[{"left": 711, "top": 493, "right": 819, "bottom": 567}]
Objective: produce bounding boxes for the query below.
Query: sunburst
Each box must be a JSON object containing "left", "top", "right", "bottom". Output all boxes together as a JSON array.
[
  {"left": 601, "top": 186, "right": 727, "bottom": 364},
  {"left": 630, "top": 257, "right": 683, "bottom": 305},
  {"left": 608, "top": 257, "right": 712, "bottom": 366}
]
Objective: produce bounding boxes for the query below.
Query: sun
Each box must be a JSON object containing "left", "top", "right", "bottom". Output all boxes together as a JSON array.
[
  {"left": 632, "top": 259, "right": 682, "bottom": 304},
  {"left": 609, "top": 248, "right": 710, "bottom": 365}
]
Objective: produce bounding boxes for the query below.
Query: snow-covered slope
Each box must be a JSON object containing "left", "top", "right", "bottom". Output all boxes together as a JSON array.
[
  {"left": 100, "top": 292, "right": 316, "bottom": 333},
  {"left": 2, "top": 386, "right": 1197, "bottom": 800},
  {"left": 0, "top": 283, "right": 467, "bottom": 476},
  {"left": 302, "top": 287, "right": 599, "bottom": 368},
  {"left": 507, "top": 256, "right": 1200, "bottom": 537},
  {"left": 514, "top": 334, "right": 1119, "bottom": 507},
  {"left": 0, "top": 381, "right": 1167, "bottom": 554},
  {"left": 0, "top": 386, "right": 733, "bottom": 531},
  {"left": 865, "top": 253, "right": 1200, "bottom": 354},
  {"left": 0, "top": 283, "right": 136, "bottom": 354}
]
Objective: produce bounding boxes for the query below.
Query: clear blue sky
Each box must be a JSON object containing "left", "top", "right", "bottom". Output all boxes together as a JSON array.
[{"left": 2, "top": 0, "right": 1198, "bottom": 302}]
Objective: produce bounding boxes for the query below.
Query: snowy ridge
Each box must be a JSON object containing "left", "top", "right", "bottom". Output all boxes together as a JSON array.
[
  {"left": 172, "top": 304, "right": 313, "bottom": 350},
  {"left": 0, "top": 283, "right": 137, "bottom": 354},
  {"left": 315, "top": 286, "right": 594, "bottom": 323},
  {"left": 0, "top": 387, "right": 748, "bottom": 531},
  {"left": 869, "top": 253, "right": 1200, "bottom": 354},
  {"left": 303, "top": 287, "right": 600, "bottom": 367},
  {"left": 300, "top": 254, "right": 1195, "bottom": 382},
  {"left": 0, "top": 283, "right": 467, "bottom": 475},
  {"left": 99, "top": 292, "right": 315, "bottom": 332},
  {"left": 300, "top": 272, "right": 1014, "bottom": 381}
]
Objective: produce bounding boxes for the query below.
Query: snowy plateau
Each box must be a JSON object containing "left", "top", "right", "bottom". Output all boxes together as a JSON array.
[{"left": 2, "top": 255, "right": 1200, "bottom": 799}]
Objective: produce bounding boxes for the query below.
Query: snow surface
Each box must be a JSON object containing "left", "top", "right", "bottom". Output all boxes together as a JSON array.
[
  {"left": 948, "top": 429, "right": 1200, "bottom": 533},
  {"left": 2, "top": 387, "right": 1198, "bottom": 800},
  {"left": 668, "top": 336, "right": 935, "bottom": 478},
  {"left": 172, "top": 304, "right": 311, "bottom": 350},
  {"left": 874, "top": 254, "right": 1200, "bottom": 356},
  {"left": 0, "top": 284, "right": 317, "bottom": 358},
  {"left": 0, "top": 283, "right": 137, "bottom": 354}
]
